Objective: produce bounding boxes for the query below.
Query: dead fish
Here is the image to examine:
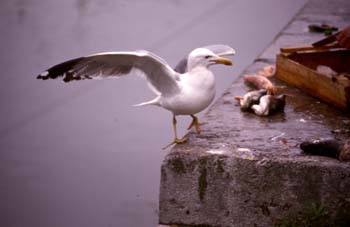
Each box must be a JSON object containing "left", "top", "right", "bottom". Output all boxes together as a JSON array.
[
  {"left": 300, "top": 139, "right": 340, "bottom": 158},
  {"left": 316, "top": 65, "right": 338, "bottom": 81},
  {"left": 315, "top": 66, "right": 350, "bottom": 83},
  {"left": 235, "top": 89, "right": 267, "bottom": 111},
  {"left": 244, "top": 74, "right": 277, "bottom": 95},
  {"left": 300, "top": 139, "right": 350, "bottom": 161},
  {"left": 338, "top": 72, "right": 350, "bottom": 81},
  {"left": 251, "top": 94, "right": 286, "bottom": 116},
  {"left": 257, "top": 65, "right": 275, "bottom": 78}
]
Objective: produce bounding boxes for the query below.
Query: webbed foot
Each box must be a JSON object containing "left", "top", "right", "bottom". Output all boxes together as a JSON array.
[{"left": 162, "top": 137, "right": 189, "bottom": 150}]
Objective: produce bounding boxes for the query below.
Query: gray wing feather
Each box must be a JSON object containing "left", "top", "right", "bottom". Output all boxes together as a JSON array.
[
  {"left": 37, "top": 51, "right": 180, "bottom": 96},
  {"left": 202, "top": 44, "right": 236, "bottom": 56},
  {"left": 174, "top": 57, "right": 187, "bottom": 74},
  {"left": 173, "top": 44, "right": 236, "bottom": 73}
]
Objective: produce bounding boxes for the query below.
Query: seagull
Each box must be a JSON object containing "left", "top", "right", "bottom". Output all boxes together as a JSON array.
[{"left": 37, "top": 44, "right": 235, "bottom": 148}]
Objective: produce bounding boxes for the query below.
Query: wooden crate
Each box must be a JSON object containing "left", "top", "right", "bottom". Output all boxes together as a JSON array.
[{"left": 275, "top": 50, "right": 350, "bottom": 111}]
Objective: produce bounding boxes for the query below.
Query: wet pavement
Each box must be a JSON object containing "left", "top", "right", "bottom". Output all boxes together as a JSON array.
[{"left": 0, "top": 1, "right": 306, "bottom": 226}]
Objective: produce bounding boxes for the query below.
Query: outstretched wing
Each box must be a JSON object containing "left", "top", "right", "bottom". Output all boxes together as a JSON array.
[
  {"left": 174, "top": 44, "right": 236, "bottom": 73},
  {"left": 202, "top": 44, "right": 236, "bottom": 57},
  {"left": 37, "top": 50, "right": 180, "bottom": 95}
]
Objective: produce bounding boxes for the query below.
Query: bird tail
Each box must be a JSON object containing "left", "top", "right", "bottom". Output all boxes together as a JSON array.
[{"left": 133, "top": 97, "right": 160, "bottom": 107}]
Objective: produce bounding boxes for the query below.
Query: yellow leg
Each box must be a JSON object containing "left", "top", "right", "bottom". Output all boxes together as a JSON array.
[
  {"left": 187, "top": 115, "right": 201, "bottom": 134},
  {"left": 163, "top": 116, "right": 188, "bottom": 149}
]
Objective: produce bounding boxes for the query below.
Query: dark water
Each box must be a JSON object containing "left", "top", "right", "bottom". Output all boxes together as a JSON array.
[{"left": 0, "top": 0, "right": 306, "bottom": 226}]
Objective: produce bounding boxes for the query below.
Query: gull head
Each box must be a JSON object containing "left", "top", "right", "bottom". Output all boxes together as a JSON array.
[{"left": 187, "top": 48, "right": 233, "bottom": 71}]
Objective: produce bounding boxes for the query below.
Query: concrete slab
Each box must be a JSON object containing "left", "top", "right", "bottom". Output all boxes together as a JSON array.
[{"left": 159, "top": 0, "right": 350, "bottom": 226}]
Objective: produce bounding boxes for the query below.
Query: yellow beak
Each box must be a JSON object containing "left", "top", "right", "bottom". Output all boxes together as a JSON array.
[{"left": 210, "top": 57, "right": 233, "bottom": 66}]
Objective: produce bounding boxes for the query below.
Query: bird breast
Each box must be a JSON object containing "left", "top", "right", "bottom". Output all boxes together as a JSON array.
[{"left": 160, "top": 69, "right": 216, "bottom": 115}]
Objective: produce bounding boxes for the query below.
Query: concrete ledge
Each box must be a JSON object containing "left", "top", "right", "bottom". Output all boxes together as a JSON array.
[
  {"left": 160, "top": 149, "right": 350, "bottom": 226},
  {"left": 159, "top": 0, "right": 350, "bottom": 226}
]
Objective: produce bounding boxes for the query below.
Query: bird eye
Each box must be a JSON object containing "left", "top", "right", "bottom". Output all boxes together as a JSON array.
[{"left": 205, "top": 55, "right": 211, "bottom": 59}]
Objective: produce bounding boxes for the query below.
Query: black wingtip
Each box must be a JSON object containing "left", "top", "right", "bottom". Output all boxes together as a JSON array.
[
  {"left": 36, "top": 57, "right": 85, "bottom": 82},
  {"left": 37, "top": 71, "right": 50, "bottom": 80}
]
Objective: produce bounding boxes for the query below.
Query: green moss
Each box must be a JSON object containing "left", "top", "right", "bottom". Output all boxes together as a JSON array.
[
  {"left": 170, "top": 157, "right": 186, "bottom": 174},
  {"left": 216, "top": 159, "right": 225, "bottom": 173},
  {"left": 275, "top": 203, "right": 349, "bottom": 227},
  {"left": 198, "top": 158, "right": 208, "bottom": 201}
]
